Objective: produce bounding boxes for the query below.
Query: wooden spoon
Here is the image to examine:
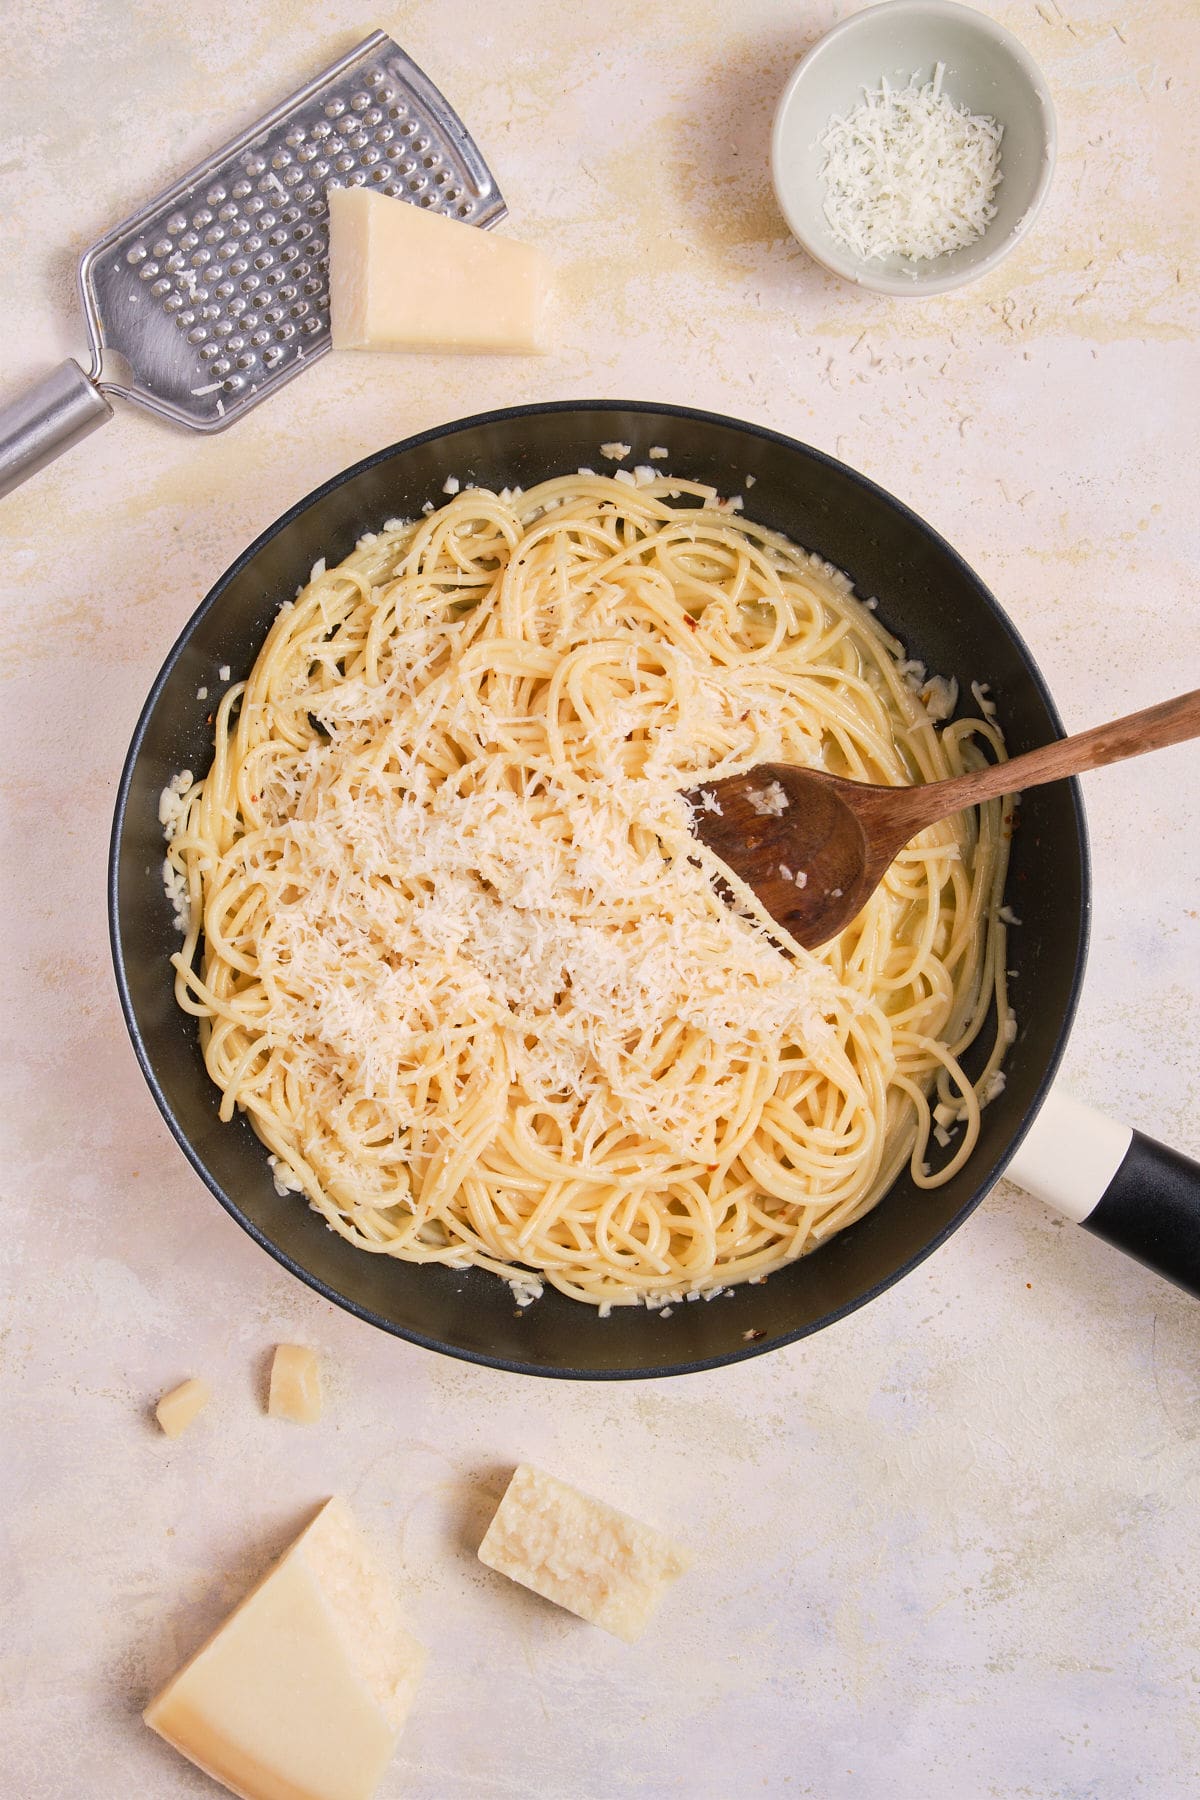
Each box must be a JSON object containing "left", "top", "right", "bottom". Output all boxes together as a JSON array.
[{"left": 685, "top": 687, "right": 1200, "bottom": 950}]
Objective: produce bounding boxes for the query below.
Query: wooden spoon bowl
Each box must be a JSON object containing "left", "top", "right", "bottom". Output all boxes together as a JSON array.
[{"left": 687, "top": 686, "right": 1200, "bottom": 949}]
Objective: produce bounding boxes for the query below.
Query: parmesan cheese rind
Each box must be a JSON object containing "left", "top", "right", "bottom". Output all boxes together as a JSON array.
[{"left": 478, "top": 1464, "right": 691, "bottom": 1642}]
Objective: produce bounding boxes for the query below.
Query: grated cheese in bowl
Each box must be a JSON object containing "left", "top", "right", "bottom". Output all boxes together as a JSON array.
[{"left": 819, "top": 63, "right": 1003, "bottom": 265}]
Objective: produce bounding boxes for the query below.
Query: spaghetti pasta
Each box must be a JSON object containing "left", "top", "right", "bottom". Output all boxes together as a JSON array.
[{"left": 163, "top": 473, "right": 1013, "bottom": 1308}]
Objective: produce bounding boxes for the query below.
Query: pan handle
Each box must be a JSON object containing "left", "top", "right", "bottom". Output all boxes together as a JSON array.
[
  {"left": 1006, "top": 1087, "right": 1200, "bottom": 1298},
  {"left": 0, "top": 359, "right": 113, "bottom": 500}
]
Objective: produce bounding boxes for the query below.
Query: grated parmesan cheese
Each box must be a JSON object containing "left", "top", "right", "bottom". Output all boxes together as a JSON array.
[
  {"left": 819, "top": 65, "right": 1003, "bottom": 265},
  {"left": 248, "top": 764, "right": 840, "bottom": 1163},
  {"left": 196, "top": 569, "right": 849, "bottom": 1179},
  {"left": 972, "top": 679, "right": 999, "bottom": 720},
  {"left": 921, "top": 674, "right": 959, "bottom": 722}
]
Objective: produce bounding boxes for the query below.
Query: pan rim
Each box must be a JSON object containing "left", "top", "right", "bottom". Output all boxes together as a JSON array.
[{"left": 108, "top": 397, "right": 1091, "bottom": 1379}]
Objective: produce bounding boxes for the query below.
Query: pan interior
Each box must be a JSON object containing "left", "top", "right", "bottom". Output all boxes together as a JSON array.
[{"left": 110, "top": 401, "right": 1087, "bottom": 1377}]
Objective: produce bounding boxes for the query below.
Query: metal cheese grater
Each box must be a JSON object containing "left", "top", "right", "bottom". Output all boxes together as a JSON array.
[{"left": 0, "top": 32, "right": 506, "bottom": 499}]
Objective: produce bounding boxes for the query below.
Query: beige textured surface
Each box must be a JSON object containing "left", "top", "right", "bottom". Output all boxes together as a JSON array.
[{"left": 1, "top": 2, "right": 1198, "bottom": 1796}]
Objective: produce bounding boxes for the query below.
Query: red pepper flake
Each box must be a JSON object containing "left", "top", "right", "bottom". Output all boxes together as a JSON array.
[{"left": 682, "top": 614, "right": 698, "bottom": 631}]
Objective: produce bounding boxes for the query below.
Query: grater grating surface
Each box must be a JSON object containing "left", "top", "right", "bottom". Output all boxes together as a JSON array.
[{"left": 78, "top": 32, "right": 506, "bottom": 432}]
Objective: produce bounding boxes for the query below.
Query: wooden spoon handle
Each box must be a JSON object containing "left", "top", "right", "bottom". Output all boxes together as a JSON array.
[{"left": 898, "top": 685, "right": 1200, "bottom": 835}]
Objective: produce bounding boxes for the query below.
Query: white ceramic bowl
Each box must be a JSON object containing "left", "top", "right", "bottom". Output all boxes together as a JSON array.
[{"left": 771, "top": 0, "right": 1056, "bottom": 296}]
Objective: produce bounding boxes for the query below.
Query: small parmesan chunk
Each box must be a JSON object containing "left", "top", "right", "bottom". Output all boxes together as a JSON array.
[
  {"left": 144, "top": 1498, "right": 424, "bottom": 1800},
  {"left": 599, "top": 441, "right": 632, "bottom": 461},
  {"left": 478, "top": 1464, "right": 691, "bottom": 1643},
  {"left": 268, "top": 1344, "right": 323, "bottom": 1424},
  {"left": 155, "top": 1378, "right": 211, "bottom": 1439}
]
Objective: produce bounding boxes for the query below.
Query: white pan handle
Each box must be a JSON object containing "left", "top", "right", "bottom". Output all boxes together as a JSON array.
[
  {"left": 0, "top": 359, "right": 113, "bottom": 500},
  {"left": 1007, "top": 1086, "right": 1200, "bottom": 1296}
]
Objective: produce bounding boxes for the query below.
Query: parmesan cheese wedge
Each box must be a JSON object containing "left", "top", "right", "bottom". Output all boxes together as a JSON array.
[
  {"left": 328, "top": 186, "right": 550, "bottom": 354},
  {"left": 478, "top": 1464, "right": 691, "bottom": 1642},
  {"left": 144, "top": 1498, "right": 425, "bottom": 1800}
]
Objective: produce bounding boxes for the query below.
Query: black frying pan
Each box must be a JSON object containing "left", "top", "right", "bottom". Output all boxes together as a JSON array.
[{"left": 110, "top": 400, "right": 1091, "bottom": 1378}]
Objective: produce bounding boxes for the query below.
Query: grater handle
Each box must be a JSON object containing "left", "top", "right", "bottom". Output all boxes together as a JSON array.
[{"left": 0, "top": 359, "right": 113, "bottom": 500}]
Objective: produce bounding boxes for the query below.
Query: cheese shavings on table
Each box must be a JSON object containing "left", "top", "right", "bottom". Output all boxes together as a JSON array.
[{"left": 819, "top": 64, "right": 1003, "bottom": 263}]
